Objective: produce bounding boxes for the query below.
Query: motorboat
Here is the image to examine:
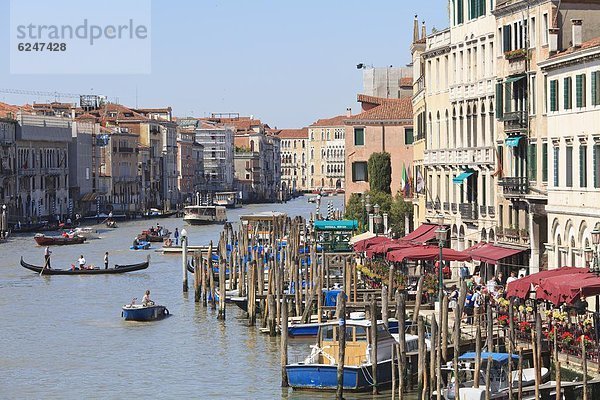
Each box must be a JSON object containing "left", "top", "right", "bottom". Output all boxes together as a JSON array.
[
  {"left": 183, "top": 205, "right": 227, "bottom": 225},
  {"left": 213, "top": 191, "right": 241, "bottom": 208},
  {"left": 70, "top": 227, "right": 101, "bottom": 240},
  {"left": 286, "top": 316, "right": 398, "bottom": 391},
  {"left": 34, "top": 233, "right": 86, "bottom": 246},
  {"left": 122, "top": 302, "right": 169, "bottom": 321}
]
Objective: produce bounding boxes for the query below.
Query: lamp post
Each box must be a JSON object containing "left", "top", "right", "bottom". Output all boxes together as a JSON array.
[
  {"left": 361, "top": 195, "right": 366, "bottom": 232},
  {"left": 365, "top": 194, "right": 372, "bottom": 233},
  {"left": 435, "top": 214, "right": 447, "bottom": 301},
  {"left": 373, "top": 203, "right": 382, "bottom": 237},
  {"left": 1, "top": 204, "right": 6, "bottom": 239},
  {"left": 585, "top": 228, "right": 600, "bottom": 275}
]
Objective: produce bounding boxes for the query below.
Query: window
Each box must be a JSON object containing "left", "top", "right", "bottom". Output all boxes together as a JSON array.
[
  {"left": 592, "top": 71, "right": 600, "bottom": 106},
  {"left": 549, "top": 79, "right": 558, "bottom": 111},
  {"left": 553, "top": 146, "right": 559, "bottom": 186},
  {"left": 564, "top": 77, "right": 572, "bottom": 110},
  {"left": 530, "top": 75, "right": 536, "bottom": 115},
  {"left": 354, "top": 128, "right": 365, "bottom": 146},
  {"left": 530, "top": 17, "right": 536, "bottom": 47},
  {"left": 351, "top": 162, "right": 368, "bottom": 182},
  {"left": 495, "top": 82, "right": 504, "bottom": 118},
  {"left": 528, "top": 142, "right": 537, "bottom": 181},
  {"left": 542, "top": 142, "right": 548, "bottom": 182},
  {"left": 580, "top": 145, "right": 587, "bottom": 187},
  {"left": 594, "top": 144, "right": 600, "bottom": 188},
  {"left": 469, "top": 0, "right": 485, "bottom": 20},
  {"left": 503, "top": 24, "right": 512, "bottom": 52},
  {"left": 457, "top": 0, "right": 464, "bottom": 24},
  {"left": 405, "top": 128, "right": 414, "bottom": 145},
  {"left": 566, "top": 146, "right": 573, "bottom": 187},
  {"left": 576, "top": 74, "right": 586, "bottom": 108},
  {"left": 542, "top": 13, "right": 549, "bottom": 46}
]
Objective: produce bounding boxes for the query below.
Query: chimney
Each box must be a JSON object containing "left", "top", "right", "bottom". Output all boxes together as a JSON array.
[
  {"left": 571, "top": 19, "right": 583, "bottom": 48},
  {"left": 421, "top": 21, "right": 427, "bottom": 40},
  {"left": 346, "top": 107, "right": 352, "bottom": 117},
  {"left": 549, "top": 28, "right": 559, "bottom": 53},
  {"left": 413, "top": 15, "right": 419, "bottom": 43}
]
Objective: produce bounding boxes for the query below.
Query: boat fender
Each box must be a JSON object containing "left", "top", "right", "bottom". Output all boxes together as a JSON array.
[
  {"left": 164, "top": 308, "right": 170, "bottom": 316},
  {"left": 121, "top": 311, "right": 124, "bottom": 318}
]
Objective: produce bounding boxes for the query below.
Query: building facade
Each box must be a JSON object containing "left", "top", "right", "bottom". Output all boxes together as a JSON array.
[
  {"left": 278, "top": 128, "right": 309, "bottom": 195},
  {"left": 192, "top": 120, "right": 234, "bottom": 191},
  {"left": 540, "top": 36, "right": 600, "bottom": 269},
  {"left": 344, "top": 95, "right": 414, "bottom": 201},
  {"left": 308, "top": 114, "right": 349, "bottom": 191}
]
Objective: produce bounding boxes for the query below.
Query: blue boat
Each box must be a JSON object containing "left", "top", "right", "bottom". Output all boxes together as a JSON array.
[
  {"left": 130, "top": 241, "right": 151, "bottom": 250},
  {"left": 121, "top": 303, "right": 169, "bottom": 321},
  {"left": 288, "top": 318, "right": 400, "bottom": 338},
  {"left": 286, "top": 318, "right": 398, "bottom": 391}
]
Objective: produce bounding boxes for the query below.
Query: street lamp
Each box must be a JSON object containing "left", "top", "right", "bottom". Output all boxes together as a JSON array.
[
  {"left": 586, "top": 228, "right": 600, "bottom": 275},
  {"left": 435, "top": 214, "right": 447, "bottom": 301},
  {"left": 373, "top": 203, "right": 382, "bottom": 236},
  {"left": 365, "top": 195, "right": 372, "bottom": 233}
]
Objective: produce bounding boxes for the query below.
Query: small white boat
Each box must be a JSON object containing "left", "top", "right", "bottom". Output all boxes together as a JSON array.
[
  {"left": 183, "top": 205, "right": 227, "bottom": 225},
  {"left": 71, "top": 227, "right": 101, "bottom": 239},
  {"left": 213, "top": 191, "right": 241, "bottom": 208}
]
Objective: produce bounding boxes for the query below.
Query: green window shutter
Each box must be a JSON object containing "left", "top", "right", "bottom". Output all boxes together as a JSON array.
[
  {"left": 354, "top": 128, "right": 364, "bottom": 146},
  {"left": 550, "top": 80, "right": 557, "bottom": 111},
  {"left": 528, "top": 143, "right": 537, "bottom": 181},
  {"left": 495, "top": 82, "right": 504, "bottom": 118},
  {"left": 580, "top": 145, "right": 587, "bottom": 187},
  {"left": 542, "top": 143, "right": 548, "bottom": 182},
  {"left": 405, "top": 128, "right": 414, "bottom": 145},
  {"left": 566, "top": 146, "right": 573, "bottom": 187},
  {"left": 351, "top": 162, "right": 357, "bottom": 181},
  {"left": 504, "top": 82, "right": 511, "bottom": 113},
  {"left": 503, "top": 25, "right": 511, "bottom": 52},
  {"left": 576, "top": 74, "right": 586, "bottom": 107},
  {"left": 564, "top": 77, "right": 572, "bottom": 110},
  {"left": 457, "top": 0, "right": 464, "bottom": 24}
]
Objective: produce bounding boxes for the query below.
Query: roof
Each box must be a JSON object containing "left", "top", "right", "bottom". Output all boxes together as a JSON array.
[
  {"left": 310, "top": 114, "right": 348, "bottom": 127},
  {"left": 400, "top": 77, "right": 413, "bottom": 86},
  {"left": 466, "top": 242, "right": 526, "bottom": 265},
  {"left": 277, "top": 128, "right": 308, "bottom": 139},
  {"left": 0, "top": 101, "right": 33, "bottom": 118},
  {"left": 551, "top": 36, "right": 600, "bottom": 58},
  {"left": 400, "top": 223, "right": 438, "bottom": 243},
  {"left": 347, "top": 96, "right": 412, "bottom": 122}
]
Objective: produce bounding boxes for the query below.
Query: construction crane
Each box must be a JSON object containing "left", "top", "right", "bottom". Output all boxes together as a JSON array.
[{"left": 0, "top": 88, "right": 81, "bottom": 102}]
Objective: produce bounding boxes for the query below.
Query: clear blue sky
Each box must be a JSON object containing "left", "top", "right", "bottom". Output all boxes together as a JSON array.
[{"left": 0, "top": 0, "right": 448, "bottom": 128}]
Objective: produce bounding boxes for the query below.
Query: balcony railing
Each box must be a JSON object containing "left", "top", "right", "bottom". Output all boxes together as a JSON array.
[
  {"left": 488, "top": 206, "right": 495, "bottom": 217},
  {"left": 479, "top": 205, "right": 487, "bottom": 216},
  {"left": 502, "top": 111, "right": 526, "bottom": 131},
  {"left": 426, "top": 201, "right": 433, "bottom": 210},
  {"left": 459, "top": 203, "right": 478, "bottom": 220},
  {"left": 451, "top": 203, "right": 457, "bottom": 213},
  {"left": 497, "top": 227, "right": 529, "bottom": 245},
  {"left": 443, "top": 202, "right": 450, "bottom": 211},
  {"left": 499, "top": 177, "right": 529, "bottom": 195}
]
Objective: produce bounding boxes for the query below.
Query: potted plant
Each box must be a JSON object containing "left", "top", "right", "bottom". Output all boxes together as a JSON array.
[{"left": 504, "top": 48, "right": 527, "bottom": 61}]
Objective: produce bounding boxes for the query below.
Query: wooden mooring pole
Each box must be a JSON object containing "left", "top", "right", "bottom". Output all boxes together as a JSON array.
[
  {"left": 336, "top": 291, "right": 346, "bottom": 400},
  {"left": 182, "top": 233, "right": 188, "bottom": 292}
]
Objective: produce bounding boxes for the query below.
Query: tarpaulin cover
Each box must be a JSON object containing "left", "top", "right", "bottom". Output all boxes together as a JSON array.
[
  {"left": 505, "top": 267, "right": 589, "bottom": 298},
  {"left": 352, "top": 235, "right": 390, "bottom": 252},
  {"left": 399, "top": 223, "right": 438, "bottom": 243},
  {"left": 365, "top": 240, "right": 412, "bottom": 258}
]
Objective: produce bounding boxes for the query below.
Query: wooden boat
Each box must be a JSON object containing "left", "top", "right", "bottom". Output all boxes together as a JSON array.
[
  {"left": 138, "top": 229, "right": 170, "bottom": 242},
  {"left": 34, "top": 233, "right": 86, "bottom": 246},
  {"left": 183, "top": 205, "right": 227, "bottom": 225},
  {"left": 122, "top": 303, "right": 169, "bottom": 321},
  {"left": 106, "top": 220, "right": 118, "bottom": 228},
  {"left": 145, "top": 208, "right": 177, "bottom": 218},
  {"left": 20, "top": 256, "right": 150, "bottom": 275},
  {"left": 286, "top": 318, "right": 398, "bottom": 391},
  {"left": 69, "top": 227, "right": 101, "bottom": 240}
]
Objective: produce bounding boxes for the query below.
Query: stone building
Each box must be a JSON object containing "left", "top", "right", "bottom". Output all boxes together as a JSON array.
[
  {"left": 308, "top": 113, "right": 349, "bottom": 191},
  {"left": 278, "top": 128, "right": 309, "bottom": 195}
]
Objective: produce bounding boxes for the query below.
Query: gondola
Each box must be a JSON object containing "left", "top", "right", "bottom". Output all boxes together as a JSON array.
[{"left": 20, "top": 256, "right": 150, "bottom": 275}]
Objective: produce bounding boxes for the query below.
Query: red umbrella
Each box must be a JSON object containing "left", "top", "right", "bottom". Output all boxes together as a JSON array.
[
  {"left": 537, "top": 273, "right": 600, "bottom": 305},
  {"left": 366, "top": 240, "right": 411, "bottom": 258},
  {"left": 505, "top": 267, "right": 589, "bottom": 299}
]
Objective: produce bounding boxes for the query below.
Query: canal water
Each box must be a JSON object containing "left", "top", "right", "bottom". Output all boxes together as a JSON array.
[{"left": 1, "top": 195, "right": 414, "bottom": 399}]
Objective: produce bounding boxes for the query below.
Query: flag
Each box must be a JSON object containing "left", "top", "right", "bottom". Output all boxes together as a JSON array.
[
  {"left": 416, "top": 167, "right": 425, "bottom": 194},
  {"left": 401, "top": 163, "right": 410, "bottom": 197}
]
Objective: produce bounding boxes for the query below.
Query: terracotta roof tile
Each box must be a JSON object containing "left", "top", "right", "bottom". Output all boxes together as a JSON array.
[
  {"left": 309, "top": 115, "right": 348, "bottom": 127},
  {"left": 356, "top": 94, "right": 384, "bottom": 106},
  {"left": 400, "top": 77, "right": 413, "bottom": 86},
  {"left": 277, "top": 128, "right": 308, "bottom": 139},
  {"left": 551, "top": 36, "right": 600, "bottom": 58},
  {"left": 346, "top": 96, "right": 412, "bottom": 122}
]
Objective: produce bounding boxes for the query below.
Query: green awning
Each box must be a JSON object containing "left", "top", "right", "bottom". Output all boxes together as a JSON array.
[
  {"left": 505, "top": 75, "right": 525, "bottom": 84},
  {"left": 314, "top": 220, "right": 358, "bottom": 231},
  {"left": 505, "top": 136, "right": 524, "bottom": 147},
  {"left": 453, "top": 171, "right": 474, "bottom": 184}
]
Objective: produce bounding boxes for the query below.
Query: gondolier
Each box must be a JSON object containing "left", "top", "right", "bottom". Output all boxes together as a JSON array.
[
  {"left": 44, "top": 246, "right": 52, "bottom": 269},
  {"left": 104, "top": 252, "right": 109, "bottom": 269}
]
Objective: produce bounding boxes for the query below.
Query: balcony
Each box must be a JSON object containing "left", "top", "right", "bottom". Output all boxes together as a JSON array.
[
  {"left": 451, "top": 203, "right": 457, "bottom": 213},
  {"left": 18, "top": 169, "right": 36, "bottom": 176},
  {"left": 488, "top": 206, "right": 495, "bottom": 218},
  {"left": 497, "top": 227, "right": 529, "bottom": 246},
  {"left": 479, "top": 205, "right": 487, "bottom": 217},
  {"left": 499, "top": 177, "right": 528, "bottom": 196},
  {"left": 443, "top": 202, "right": 450, "bottom": 211},
  {"left": 459, "top": 203, "right": 478, "bottom": 221},
  {"left": 502, "top": 111, "right": 527, "bottom": 132},
  {"left": 114, "top": 176, "right": 138, "bottom": 183},
  {"left": 426, "top": 201, "right": 433, "bottom": 210}
]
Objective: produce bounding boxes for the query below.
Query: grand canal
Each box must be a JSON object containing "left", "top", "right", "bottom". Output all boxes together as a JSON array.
[{"left": 1, "top": 196, "right": 411, "bottom": 399}]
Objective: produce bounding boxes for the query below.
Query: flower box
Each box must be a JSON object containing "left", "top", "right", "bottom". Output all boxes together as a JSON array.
[{"left": 504, "top": 48, "right": 527, "bottom": 61}]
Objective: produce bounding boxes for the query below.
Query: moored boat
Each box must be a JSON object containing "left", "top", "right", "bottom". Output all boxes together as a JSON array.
[
  {"left": 286, "top": 318, "right": 398, "bottom": 391},
  {"left": 183, "top": 205, "right": 227, "bottom": 225},
  {"left": 213, "top": 191, "right": 241, "bottom": 208},
  {"left": 130, "top": 241, "right": 151, "bottom": 250},
  {"left": 34, "top": 233, "right": 86, "bottom": 246},
  {"left": 106, "top": 220, "right": 118, "bottom": 228},
  {"left": 138, "top": 229, "right": 170, "bottom": 242},
  {"left": 122, "top": 303, "right": 169, "bottom": 321},
  {"left": 69, "top": 227, "right": 101, "bottom": 240},
  {"left": 20, "top": 256, "right": 150, "bottom": 275}
]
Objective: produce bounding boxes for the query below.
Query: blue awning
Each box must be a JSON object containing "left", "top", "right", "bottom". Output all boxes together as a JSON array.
[
  {"left": 452, "top": 171, "right": 474, "bottom": 184},
  {"left": 505, "top": 136, "right": 524, "bottom": 147},
  {"left": 313, "top": 220, "right": 358, "bottom": 231},
  {"left": 459, "top": 352, "right": 519, "bottom": 363}
]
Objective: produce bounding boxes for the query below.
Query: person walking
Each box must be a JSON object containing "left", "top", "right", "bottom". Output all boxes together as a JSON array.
[
  {"left": 104, "top": 251, "right": 109, "bottom": 269},
  {"left": 44, "top": 246, "right": 52, "bottom": 269},
  {"left": 174, "top": 227, "right": 179, "bottom": 245}
]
